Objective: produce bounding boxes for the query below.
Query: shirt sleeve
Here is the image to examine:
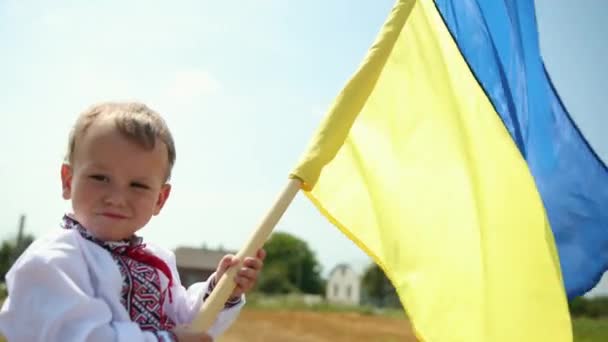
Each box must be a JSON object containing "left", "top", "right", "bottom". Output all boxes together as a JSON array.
[
  {"left": 0, "top": 244, "right": 160, "bottom": 342},
  {"left": 162, "top": 253, "right": 245, "bottom": 339}
]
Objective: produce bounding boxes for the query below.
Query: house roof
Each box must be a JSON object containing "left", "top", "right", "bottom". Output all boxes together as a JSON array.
[
  {"left": 174, "top": 246, "right": 235, "bottom": 271},
  {"left": 328, "top": 263, "right": 357, "bottom": 278}
]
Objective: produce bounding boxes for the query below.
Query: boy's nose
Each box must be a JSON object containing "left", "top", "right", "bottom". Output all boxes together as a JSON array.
[{"left": 104, "top": 188, "right": 127, "bottom": 207}]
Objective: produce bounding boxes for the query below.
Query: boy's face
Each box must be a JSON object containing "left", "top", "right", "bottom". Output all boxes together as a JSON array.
[{"left": 60, "top": 117, "right": 171, "bottom": 241}]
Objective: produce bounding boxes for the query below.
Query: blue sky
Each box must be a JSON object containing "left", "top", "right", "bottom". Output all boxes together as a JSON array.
[{"left": 1, "top": 0, "right": 606, "bottom": 280}]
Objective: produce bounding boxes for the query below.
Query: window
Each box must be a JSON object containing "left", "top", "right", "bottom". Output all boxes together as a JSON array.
[
  {"left": 334, "top": 284, "right": 339, "bottom": 297},
  {"left": 346, "top": 285, "right": 352, "bottom": 298}
]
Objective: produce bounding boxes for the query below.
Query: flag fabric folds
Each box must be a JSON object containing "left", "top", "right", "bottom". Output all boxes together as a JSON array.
[
  {"left": 291, "top": 0, "right": 575, "bottom": 341},
  {"left": 434, "top": 0, "right": 608, "bottom": 299}
]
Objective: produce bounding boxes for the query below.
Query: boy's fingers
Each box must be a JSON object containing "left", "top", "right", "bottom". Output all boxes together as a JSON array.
[
  {"left": 243, "top": 257, "right": 263, "bottom": 270},
  {"left": 257, "top": 249, "right": 266, "bottom": 260},
  {"left": 233, "top": 277, "right": 252, "bottom": 292},
  {"left": 220, "top": 252, "right": 263, "bottom": 278},
  {"left": 232, "top": 256, "right": 241, "bottom": 265},
  {"left": 237, "top": 267, "right": 258, "bottom": 280},
  {"left": 220, "top": 255, "right": 239, "bottom": 269}
]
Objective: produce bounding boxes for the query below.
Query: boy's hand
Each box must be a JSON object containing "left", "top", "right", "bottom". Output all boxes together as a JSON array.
[
  {"left": 215, "top": 249, "right": 266, "bottom": 299},
  {"left": 171, "top": 325, "right": 213, "bottom": 342}
]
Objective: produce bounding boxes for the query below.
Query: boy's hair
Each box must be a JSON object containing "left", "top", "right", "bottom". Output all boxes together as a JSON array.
[{"left": 66, "top": 102, "right": 176, "bottom": 180}]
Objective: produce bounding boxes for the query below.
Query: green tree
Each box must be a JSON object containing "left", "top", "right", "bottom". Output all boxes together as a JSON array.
[
  {"left": 0, "top": 241, "right": 13, "bottom": 283},
  {"left": 0, "top": 234, "right": 35, "bottom": 282},
  {"left": 255, "top": 263, "right": 297, "bottom": 294},
  {"left": 257, "top": 232, "right": 324, "bottom": 295},
  {"left": 361, "top": 263, "right": 401, "bottom": 308},
  {"left": 569, "top": 296, "right": 608, "bottom": 318}
]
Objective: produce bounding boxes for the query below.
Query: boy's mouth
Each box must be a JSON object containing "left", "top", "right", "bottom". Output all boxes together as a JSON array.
[{"left": 100, "top": 212, "right": 128, "bottom": 220}]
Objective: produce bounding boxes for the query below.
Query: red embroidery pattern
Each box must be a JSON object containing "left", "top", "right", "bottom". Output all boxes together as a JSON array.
[
  {"left": 114, "top": 255, "right": 176, "bottom": 331},
  {"left": 62, "top": 215, "right": 176, "bottom": 334}
]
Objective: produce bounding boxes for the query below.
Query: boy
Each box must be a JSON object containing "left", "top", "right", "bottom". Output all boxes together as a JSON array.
[{"left": 0, "top": 102, "right": 264, "bottom": 341}]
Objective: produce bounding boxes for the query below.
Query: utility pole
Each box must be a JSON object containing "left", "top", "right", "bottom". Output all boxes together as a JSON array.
[
  {"left": 16, "top": 214, "right": 25, "bottom": 251},
  {"left": 9, "top": 214, "right": 26, "bottom": 265}
]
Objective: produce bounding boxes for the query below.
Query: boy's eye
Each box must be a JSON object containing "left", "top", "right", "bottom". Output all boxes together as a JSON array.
[
  {"left": 90, "top": 175, "right": 109, "bottom": 182},
  {"left": 131, "top": 182, "right": 150, "bottom": 190}
]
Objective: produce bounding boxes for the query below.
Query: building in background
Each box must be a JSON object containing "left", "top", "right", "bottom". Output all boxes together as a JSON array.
[
  {"left": 326, "top": 263, "right": 361, "bottom": 306},
  {"left": 174, "top": 246, "right": 232, "bottom": 287},
  {"left": 585, "top": 272, "right": 608, "bottom": 298}
]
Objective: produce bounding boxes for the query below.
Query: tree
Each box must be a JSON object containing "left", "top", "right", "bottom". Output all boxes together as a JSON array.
[
  {"left": 0, "top": 234, "right": 35, "bottom": 282},
  {"left": 255, "top": 263, "right": 297, "bottom": 294},
  {"left": 0, "top": 241, "right": 13, "bottom": 283},
  {"left": 257, "top": 232, "right": 324, "bottom": 295},
  {"left": 361, "top": 263, "right": 401, "bottom": 308},
  {"left": 569, "top": 296, "right": 608, "bottom": 318}
]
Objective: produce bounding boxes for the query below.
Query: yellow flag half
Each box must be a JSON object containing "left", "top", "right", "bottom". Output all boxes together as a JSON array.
[{"left": 290, "top": 0, "right": 571, "bottom": 341}]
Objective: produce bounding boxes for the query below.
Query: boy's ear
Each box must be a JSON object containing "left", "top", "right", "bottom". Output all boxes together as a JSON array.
[
  {"left": 61, "top": 164, "right": 73, "bottom": 200},
  {"left": 153, "top": 183, "right": 172, "bottom": 215}
]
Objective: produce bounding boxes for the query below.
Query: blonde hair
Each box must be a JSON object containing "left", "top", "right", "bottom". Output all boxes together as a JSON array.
[{"left": 66, "top": 102, "right": 176, "bottom": 180}]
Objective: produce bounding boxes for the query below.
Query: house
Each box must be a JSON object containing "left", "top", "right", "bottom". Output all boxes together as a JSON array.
[
  {"left": 174, "top": 246, "right": 233, "bottom": 287},
  {"left": 585, "top": 272, "right": 608, "bottom": 298},
  {"left": 326, "top": 263, "right": 361, "bottom": 306}
]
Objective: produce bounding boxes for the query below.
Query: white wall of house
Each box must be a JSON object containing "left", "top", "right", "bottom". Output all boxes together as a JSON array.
[
  {"left": 585, "top": 272, "right": 608, "bottom": 298},
  {"left": 326, "top": 264, "right": 361, "bottom": 306}
]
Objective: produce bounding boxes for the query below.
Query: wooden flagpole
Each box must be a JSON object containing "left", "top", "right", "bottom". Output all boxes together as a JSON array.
[{"left": 191, "top": 177, "right": 302, "bottom": 331}]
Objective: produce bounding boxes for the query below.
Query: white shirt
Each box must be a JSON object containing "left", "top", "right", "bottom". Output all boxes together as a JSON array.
[{"left": 0, "top": 228, "right": 243, "bottom": 341}]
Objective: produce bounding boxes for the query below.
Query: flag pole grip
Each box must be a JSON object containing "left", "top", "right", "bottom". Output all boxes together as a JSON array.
[{"left": 191, "top": 177, "right": 301, "bottom": 331}]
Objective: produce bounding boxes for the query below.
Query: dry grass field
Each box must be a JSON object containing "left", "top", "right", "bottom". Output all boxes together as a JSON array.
[{"left": 218, "top": 308, "right": 417, "bottom": 342}]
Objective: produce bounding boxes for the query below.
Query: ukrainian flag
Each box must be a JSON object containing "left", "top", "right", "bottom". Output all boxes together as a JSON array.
[{"left": 292, "top": 0, "right": 608, "bottom": 341}]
